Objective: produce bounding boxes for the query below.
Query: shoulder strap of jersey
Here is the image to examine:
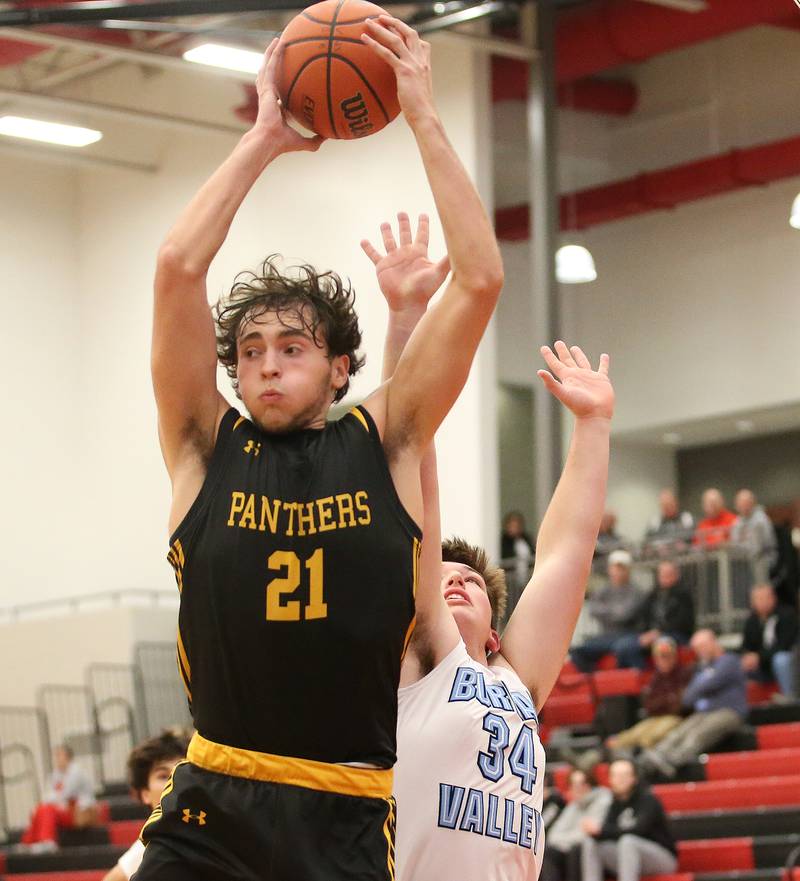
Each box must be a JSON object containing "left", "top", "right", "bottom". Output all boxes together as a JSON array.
[{"left": 347, "top": 404, "right": 378, "bottom": 438}]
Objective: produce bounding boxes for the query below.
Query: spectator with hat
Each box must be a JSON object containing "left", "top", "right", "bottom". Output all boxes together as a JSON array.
[{"left": 571, "top": 550, "right": 646, "bottom": 673}]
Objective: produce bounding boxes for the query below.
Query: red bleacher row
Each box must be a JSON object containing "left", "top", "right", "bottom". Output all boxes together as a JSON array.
[{"left": 541, "top": 661, "right": 781, "bottom": 733}]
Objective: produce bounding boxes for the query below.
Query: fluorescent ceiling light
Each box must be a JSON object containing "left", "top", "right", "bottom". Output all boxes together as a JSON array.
[
  {"left": 0, "top": 115, "right": 101, "bottom": 147},
  {"left": 636, "top": 0, "right": 707, "bottom": 11},
  {"left": 790, "top": 193, "right": 800, "bottom": 230},
  {"left": 183, "top": 43, "right": 262, "bottom": 74},
  {"left": 556, "top": 244, "right": 597, "bottom": 284}
]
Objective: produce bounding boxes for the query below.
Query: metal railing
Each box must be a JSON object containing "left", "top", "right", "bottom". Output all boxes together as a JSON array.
[
  {"left": 0, "top": 637, "right": 193, "bottom": 835},
  {"left": 37, "top": 685, "right": 103, "bottom": 787},
  {"left": 86, "top": 664, "right": 139, "bottom": 785},
  {"left": 0, "top": 589, "right": 177, "bottom": 625},
  {"left": 0, "top": 707, "right": 50, "bottom": 835},
  {"left": 500, "top": 544, "right": 757, "bottom": 639}
]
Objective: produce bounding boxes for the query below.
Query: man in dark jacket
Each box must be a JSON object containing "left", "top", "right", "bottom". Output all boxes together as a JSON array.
[
  {"left": 640, "top": 629, "right": 747, "bottom": 779},
  {"left": 614, "top": 561, "right": 695, "bottom": 669},
  {"left": 580, "top": 759, "right": 676, "bottom": 881},
  {"left": 741, "top": 583, "right": 798, "bottom": 698}
]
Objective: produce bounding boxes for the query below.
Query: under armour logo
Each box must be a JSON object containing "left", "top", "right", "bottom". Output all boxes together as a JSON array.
[
  {"left": 182, "top": 809, "right": 207, "bottom": 825},
  {"left": 243, "top": 440, "right": 261, "bottom": 456}
]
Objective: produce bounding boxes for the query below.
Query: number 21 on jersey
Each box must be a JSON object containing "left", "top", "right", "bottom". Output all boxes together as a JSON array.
[{"left": 266, "top": 549, "right": 327, "bottom": 621}]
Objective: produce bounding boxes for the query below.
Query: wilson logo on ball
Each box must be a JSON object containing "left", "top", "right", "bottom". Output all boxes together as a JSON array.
[
  {"left": 341, "top": 93, "right": 373, "bottom": 137},
  {"left": 302, "top": 96, "right": 316, "bottom": 129}
]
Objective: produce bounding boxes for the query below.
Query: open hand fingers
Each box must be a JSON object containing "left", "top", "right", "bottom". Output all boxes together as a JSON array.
[
  {"left": 554, "top": 340, "right": 577, "bottom": 368},
  {"left": 570, "top": 345, "right": 591, "bottom": 370},
  {"left": 363, "top": 17, "right": 409, "bottom": 59},
  {"left": 380, "top": 222, "right": 397, "bottom": 253},
  {"left": 598, "top": 353, "right": 610, "bottom": 376},
  {"left": 262, "top": 37, "right": 282, "bottom": 87},
  {"left": 376, "top": 14, "right": 421, "bottom": 47},
  {"left": 537, "top": 370, "right": 566, "bottom": 402},
  {"left": 414, "top": 213, "right": 429, "bottom": 248},
  {"left": 397, "top": 212, "right": 412, "bottom": 246},
  {"left": 540, "top": 345, "right": 567, "bottom": 380},
  {"left": 360, "top": 239, "right": 382, "bottom": 265}
]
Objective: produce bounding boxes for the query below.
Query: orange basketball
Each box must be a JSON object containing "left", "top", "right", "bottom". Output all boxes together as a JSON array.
[{"left": 278, "top": 0, "right": 401, "bottom": 140}]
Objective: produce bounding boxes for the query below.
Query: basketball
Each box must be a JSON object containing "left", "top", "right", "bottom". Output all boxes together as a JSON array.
[{"left": 277, "top": 0, "right": 401, "bottom": 140}]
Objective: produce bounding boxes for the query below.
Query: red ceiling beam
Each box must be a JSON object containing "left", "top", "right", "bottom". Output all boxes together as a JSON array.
[
  {"left": 495, "top": 134, "right": 800, "bottom": 239},
  {"left": 554, "top": 0, "right": 796, "bottom": 83}
]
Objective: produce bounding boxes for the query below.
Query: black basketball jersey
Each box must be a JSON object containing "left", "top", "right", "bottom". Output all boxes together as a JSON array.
[{"left": 167, "top": 405, "right": 420, "bottom": 768}]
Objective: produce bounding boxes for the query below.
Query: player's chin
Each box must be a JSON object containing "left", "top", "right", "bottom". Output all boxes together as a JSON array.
[
  {"left": 448, "top": 604, "right": 483, "bottom": 635},
  {"left": 251, "top": 405, "right": 296, "bottom": 435}
]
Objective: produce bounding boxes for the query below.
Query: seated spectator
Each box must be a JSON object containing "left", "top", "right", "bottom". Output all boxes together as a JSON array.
[
  {"left": 501, "top": 510, "right": 535, "bottom": 587},
  {"left": 540, "top": 767, "right": 611, "bottom": 881},
  {"left": 644, "top": 489, "right": 694, "bottom": 555},
  {"left": 740, "top": 583, "right": 798, "bottom": 700},
  {"left": 731, "top": 489, "right": 778, "bottom": 581},
  {"left": 571, "top": 551, "right": 645, "bottom": 673},
  {"left": 580, "top": 759, "right": 676, "bottom": 881},
  {"left": 20, "top": 744, "right": 97, "bottom": 852},
  {"left": 541, "top": 771, "right": 567, "bottom": 831},
  {"left": 577, "top": 637, "right": 691, "bottom": 769},
  {"left": 694, "top": 488, "right": 737, "bottom": 548},
  {"left": 103, "top": 728, "right": 192, "bottom": 881},
  {"left": 639, "top": 629, "right": 747, "bottom": 779},
  {"left": 613, "top": 561, "right": 695, "bottom": 669}
]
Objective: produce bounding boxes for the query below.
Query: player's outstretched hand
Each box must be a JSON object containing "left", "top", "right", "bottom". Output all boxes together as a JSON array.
[
  {"left": 361, "top": 212, "right": 450, "bottom": 313},
  {"left": 255, "top": 39, "right": 325, "bottom": 154},
  {"left": 360, "top": 15, "right": 436, "bottom": 127},
  {"left": 538, "top": 342, "right": 614, "bottom": 421}
]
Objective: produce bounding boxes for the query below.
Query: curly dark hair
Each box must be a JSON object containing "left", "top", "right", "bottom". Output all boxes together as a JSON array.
[
  {"left": 215, "top": 256, "right": 365, "bottom": 404},
  {"left": 127, "top": 727, "right": 192, "bottom": 800},
  {"left": 441, "top": 536, "right": 508, "bottom": 630}
]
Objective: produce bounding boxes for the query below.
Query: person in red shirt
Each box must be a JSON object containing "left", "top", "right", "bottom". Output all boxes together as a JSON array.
[{"left": 694, "top": 488, "right": 737, "bottom": 548}]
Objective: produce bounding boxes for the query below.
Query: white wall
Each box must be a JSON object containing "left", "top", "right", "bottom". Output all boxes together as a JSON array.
[
  {"left": 0, "top": 156, "right": 81, "bottom": 602},
  {"left": 496, "top": 175, "right": 800, "bottom": 538},
  {"left": 0, "top": 606, "right": 178, "bottom": 706},
  {"left": 562, "top": 176, "right": 800, "bottom": 436},
  {"left": 608, "top": 441, "right": 676, "bottom": 542},
  {"left": 1, "top": 37, "right": 499, "bottom": 605}
]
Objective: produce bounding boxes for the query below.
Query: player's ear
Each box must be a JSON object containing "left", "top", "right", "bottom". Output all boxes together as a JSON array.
[
  {"left": 486, "top": 629, "right": 500, "bottom": 655},
  {"left": 331, "top": 354, "right": 350, "bottom": 391}
]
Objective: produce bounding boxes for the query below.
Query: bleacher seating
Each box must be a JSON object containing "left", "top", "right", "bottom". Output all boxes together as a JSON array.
[
  {"left": 1, "top": 654, "right": 798, "bottom": 881},
  {"left": 539, "top": 653, "right": 800, "bottom": 881}
]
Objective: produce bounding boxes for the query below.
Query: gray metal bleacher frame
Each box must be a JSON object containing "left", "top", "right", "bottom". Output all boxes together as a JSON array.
[{"left": 0, "top": 637, "right": 190, "bottom": 838}]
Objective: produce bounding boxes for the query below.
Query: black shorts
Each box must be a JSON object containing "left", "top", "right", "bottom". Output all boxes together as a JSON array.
[{"left": 132, "top": 735, "right": 396, "bottom": 881}]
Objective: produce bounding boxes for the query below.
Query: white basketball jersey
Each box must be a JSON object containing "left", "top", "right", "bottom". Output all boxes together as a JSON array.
[{"left": 395, "top": 640, "right": 546, "bottom": 881}]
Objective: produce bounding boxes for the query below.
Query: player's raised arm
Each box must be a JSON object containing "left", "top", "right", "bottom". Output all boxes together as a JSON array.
[
  {"left": 498, "top": 343, "right": 613, "bottom": 709},
  {"left": 361, "top": 17, "right": 503, "bottom": 453},
  {"left": 152, "top": 38, "right": 323, "bottom": 481},
  {"left": 363, "top": 213, "right": 458, "bottom": 661}
]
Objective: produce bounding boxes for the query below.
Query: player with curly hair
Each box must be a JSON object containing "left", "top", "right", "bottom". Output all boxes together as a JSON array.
[{"left": 141, "top": 15, "right": 503, "bottom": 881}]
